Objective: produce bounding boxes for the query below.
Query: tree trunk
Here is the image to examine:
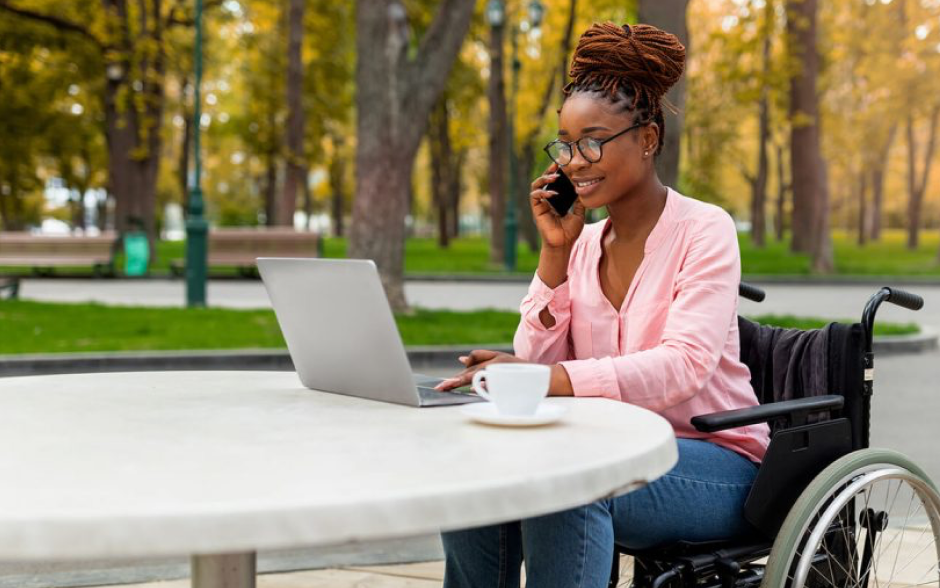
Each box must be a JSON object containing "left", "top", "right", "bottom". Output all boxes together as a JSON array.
[
  {"left": 857, "top": 168, "right": 868, "bottom": 246},
  {"left": 0, "top": 177, "right": 15, "bottom": 231},
  {"left": 639, "top": 0, "right": 689, "bottom": 190},
  {"left": 775, "top": 140, "right": 788, "bottom": 242},
  {"left": 429, "top": 96, "right": 454, "bottom": 248},
  {"left": 488, "top": 20, "right": 508, "bottom": 266},
  {"left": 280, "top": 0, "right": 305, "bottom": 228},
  {"left": 869, "top": 124, "right": 896, "bottom": 241},
  {"left": 812, "top": 163, "right": 833, "bottom": 273},
  {"left": 449, "top": 149, "right": 465, "bottom": 238},
  {"left": 264, "top": 152, "right": 278, "bottom": 226},
  {"left": 328, "top": 142, "right": 346, "bottom": 237},
  {"left": 301, "top": 174, "right": 313, "bottom": 230},
  {"left": 517, "top": 143, "right": 539, "bottom": 252},
  {"left": 786, "top": 0, "right": 832, "bottom": 271},
  {"left": 906, "top": 106, "right": 940, "bottom": 250},
  {"left": 750, "top": 1, "right": 772, "bottom": 248},
  {"left": 102, "top": 0, "right": 165, "bottom": 256},
  {"left": 349, "top": 0, "right": 476, "bottom": 311}
]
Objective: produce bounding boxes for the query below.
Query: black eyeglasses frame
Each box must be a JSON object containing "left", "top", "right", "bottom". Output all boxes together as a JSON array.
[{"left": 543, "top": 122, "right": 647, "bottom": 167}]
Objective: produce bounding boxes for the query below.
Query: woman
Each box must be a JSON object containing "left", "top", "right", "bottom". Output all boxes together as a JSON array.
[{"left": 433, "top": 21, "right": 771, "bottom": 588}]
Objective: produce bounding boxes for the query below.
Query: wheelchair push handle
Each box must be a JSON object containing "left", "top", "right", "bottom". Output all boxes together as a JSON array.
[
  {"left": 884, "top": 287, "right": 924, "bottom": 311},
  {"left": 862, "top": 286, "right": 924, "bottom": 352},
  {"left": 739, "top": 282, "right": 766, "bottom": 303}
]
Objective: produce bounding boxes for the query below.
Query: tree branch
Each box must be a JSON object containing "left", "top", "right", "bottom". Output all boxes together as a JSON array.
[
  {"left": 523, "top": 0, "right": 577, "bottom": 148},
  {"left": 165, "top": 0, "right": 224, "bottom": 28},
  {"left": 0, "top": 0, "right": 103, "bottom": 47},
  {"left": 401, "top": 0, "right": 476, "bottom": 142}
]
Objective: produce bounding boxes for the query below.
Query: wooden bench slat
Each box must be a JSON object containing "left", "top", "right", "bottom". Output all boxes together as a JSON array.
[
  {"left": 0, "top": 232, "right": 117, "bottom": 271},
  {"left": 174, "top": 229, "right": 321, "bottom": 270}
]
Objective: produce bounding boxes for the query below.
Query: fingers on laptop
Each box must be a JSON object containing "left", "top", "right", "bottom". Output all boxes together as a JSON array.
[
  {"left": 464, "top": 349, "right": 499, "bottom": 366},
  {"left": 435, "top": 350, "right": 503, "bottom": 390}
]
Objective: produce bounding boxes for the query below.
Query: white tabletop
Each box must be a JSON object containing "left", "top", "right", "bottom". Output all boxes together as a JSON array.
[{"left": 0, "top": 371, "right": 677, "bottom": 561}]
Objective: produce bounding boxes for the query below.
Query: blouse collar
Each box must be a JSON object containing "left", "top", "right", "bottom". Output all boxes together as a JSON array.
[{"left": 596, "top": 186, "right": 676, "bottom": 254}]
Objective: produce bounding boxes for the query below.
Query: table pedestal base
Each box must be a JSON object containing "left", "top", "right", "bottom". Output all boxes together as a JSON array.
[{"left": 191, "top": 552, "right": 256, "bottom": 588}]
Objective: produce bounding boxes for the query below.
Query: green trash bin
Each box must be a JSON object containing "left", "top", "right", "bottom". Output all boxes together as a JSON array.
[{"left": 124, "top": 232, "right": 150, "bottom": 277}]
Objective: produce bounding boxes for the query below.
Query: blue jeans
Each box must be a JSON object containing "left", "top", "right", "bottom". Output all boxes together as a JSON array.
[{"left": 441, "top": 438, "right": 758, "bottom": 588}]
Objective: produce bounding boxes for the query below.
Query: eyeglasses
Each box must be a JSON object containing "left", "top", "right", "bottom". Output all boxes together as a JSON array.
[{"left": 543, "top": 122, "right": 646, "bottom": 167}]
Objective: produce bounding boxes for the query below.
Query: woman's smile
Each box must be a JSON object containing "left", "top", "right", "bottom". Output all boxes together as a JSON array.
[{"left": 572, "top": 175, "right": 605, "bottom": 198}]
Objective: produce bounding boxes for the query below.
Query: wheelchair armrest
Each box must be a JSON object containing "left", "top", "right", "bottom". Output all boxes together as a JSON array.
[{"left": 691, "top": 395, "right": 844, "bottom": 433}]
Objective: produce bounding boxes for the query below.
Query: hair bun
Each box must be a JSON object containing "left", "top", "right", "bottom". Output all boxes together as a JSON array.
[{"left": 566, "top": 22, "right": 686, "bottom": 115}]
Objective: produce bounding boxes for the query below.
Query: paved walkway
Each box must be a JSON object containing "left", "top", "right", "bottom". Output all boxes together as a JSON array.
[
  {"left": 94, "top": 561, "right": 447, "bottom": 588},
  {"left": 94, "top": 541, "right": 936, "bottom": 588},
  {"left": 16, "top": 279, "right": 940, "bottom": 330}
]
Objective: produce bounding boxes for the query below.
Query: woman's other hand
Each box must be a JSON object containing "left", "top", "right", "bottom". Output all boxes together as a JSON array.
[
  {"left": 530, "top": 163, "right": 587, "bottom": 251},
  {"left": 433, "top": 350, "right": 525, "bottom": 391}
]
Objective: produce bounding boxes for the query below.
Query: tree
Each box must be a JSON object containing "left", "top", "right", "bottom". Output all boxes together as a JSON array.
[
  {"left": 639, "top": 0, "right": 689, "bottom": 190},
  {"left": 0, "top": 3, "right": 107, "bottom": 231},
  {"left": 749, "top": 0, "right": 774, "bottom": 247},
  {"left": 349, "top": 0, "right": 476, "bottom": 310},
  {"left": 429, "top": 95, "right": 456, "bottom": 247},
  {"left": 487, "top": 10, "right": 509, "bottom": 265},
  {"left": 280, "top": 0, "right": 306, "bottom": 227},
  {"left": 905, "top": 107, "right": 940, "bottom": 250},
  {"left": 786, "top": 0, "right": 832, "bottom": 272},
  {"left": 514, "top": 0, "right": 578, "bottom": 253},
  {"left": 0, "top": 0, "right": 221, "bottom": 247}
]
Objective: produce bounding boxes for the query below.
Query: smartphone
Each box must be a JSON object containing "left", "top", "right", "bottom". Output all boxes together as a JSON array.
[{"left": 544, "top": 171, "right": 578, "bottom": 216}]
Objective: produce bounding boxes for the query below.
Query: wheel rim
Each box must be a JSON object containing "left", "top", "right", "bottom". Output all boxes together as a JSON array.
[{"left": 788, "top": 466, "right": 940, "bottom": 587}]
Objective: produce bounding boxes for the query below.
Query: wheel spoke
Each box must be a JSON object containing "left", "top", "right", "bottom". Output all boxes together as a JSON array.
[
  {"left": 888, "top": 491, "right": 918, "bottom": 581},
  {"left": 888, "top": 538, "right": 938, "bottom": 582}
]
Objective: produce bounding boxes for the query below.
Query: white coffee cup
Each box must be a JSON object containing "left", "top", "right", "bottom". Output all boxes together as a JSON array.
[{"left": 471, "top": 363, "right": 551, "bottom": 416}]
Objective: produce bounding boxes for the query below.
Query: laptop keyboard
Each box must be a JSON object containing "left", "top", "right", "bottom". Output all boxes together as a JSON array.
[
  {"left": 412, "top": 373, "right": 477, "bottom": 405},
  {"left": 417, "top": 385, "right": 474, "bottom": 396}
]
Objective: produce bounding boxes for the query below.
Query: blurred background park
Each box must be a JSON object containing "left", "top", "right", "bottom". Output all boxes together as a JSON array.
[{"left": 1, "top": 0, "right": 940, "bottom": 352}]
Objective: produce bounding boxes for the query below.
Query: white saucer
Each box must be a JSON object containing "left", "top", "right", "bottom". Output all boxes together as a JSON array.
[{"left": 460, "top": 402, "right": 567, "bottom": 427}]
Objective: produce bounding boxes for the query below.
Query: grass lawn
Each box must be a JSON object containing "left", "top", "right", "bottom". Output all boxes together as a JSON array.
[
  {"left": 319, "top": 229, "right": 940, "bottom": 277},
  {"left": 0, "top": 301, "right": 919, "bottom": 355},
  {"left": 3, "top": 229, "right": 939, "bottom": 278}
]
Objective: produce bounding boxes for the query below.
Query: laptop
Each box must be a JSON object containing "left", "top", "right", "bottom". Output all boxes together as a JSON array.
[{"left": 257, "top": 257, "right": 484, "bottom": 407}]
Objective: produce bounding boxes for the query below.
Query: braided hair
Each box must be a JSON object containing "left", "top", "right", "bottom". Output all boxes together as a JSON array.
[{"left": 563, "top": 22, "right": 686, "bottom": 156}]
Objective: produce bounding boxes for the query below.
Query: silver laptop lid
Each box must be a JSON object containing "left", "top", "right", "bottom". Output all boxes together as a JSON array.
[{"left": 257, "top": 257, "right": 421, "bottom": 406}]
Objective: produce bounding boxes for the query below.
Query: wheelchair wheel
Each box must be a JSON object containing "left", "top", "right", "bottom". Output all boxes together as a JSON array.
[{"left": 762, "top": 449, "right": 940, "bottom": 587}]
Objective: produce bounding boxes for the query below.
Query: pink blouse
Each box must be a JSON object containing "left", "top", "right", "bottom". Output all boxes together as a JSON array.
[{"left": 513, "top": 188, "right": 769, "bottom": 463}]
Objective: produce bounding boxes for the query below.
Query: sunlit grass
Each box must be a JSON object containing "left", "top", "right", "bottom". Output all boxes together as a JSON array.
[{"left": 0, "top": 300, "right": 918, "bottom": 355}]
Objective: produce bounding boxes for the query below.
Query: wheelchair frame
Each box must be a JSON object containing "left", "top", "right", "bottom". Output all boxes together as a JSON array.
[{"left": 608, "top": 285, "right": 938, "bottom": 588}]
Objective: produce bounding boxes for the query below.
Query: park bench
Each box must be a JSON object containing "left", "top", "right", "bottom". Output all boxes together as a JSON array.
[
  {"left": 0, "top": 232, "right": 118, "bottom": 276},
  {"left": 0, "top": 276, "right": 19, "bottom": 299},
  {"left": 171, "top": 228, "right": 322, "bottom": 276}
]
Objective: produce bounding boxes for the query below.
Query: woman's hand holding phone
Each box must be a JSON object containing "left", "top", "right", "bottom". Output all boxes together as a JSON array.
[
  {"left": 529, "top": 163, "right": 586, "bottom": 292},
  {"left": 530, "top": 163, "right": 586, "bottom": 251}
]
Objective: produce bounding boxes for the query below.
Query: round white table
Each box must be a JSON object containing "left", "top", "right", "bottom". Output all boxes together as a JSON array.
[{"left": 0, "top": 371, "right": 677, "bottom": 587}]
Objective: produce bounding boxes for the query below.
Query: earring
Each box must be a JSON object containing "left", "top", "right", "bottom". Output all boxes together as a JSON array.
[{"left": 644, "top": 150, "right": 649, "bottom": 157}]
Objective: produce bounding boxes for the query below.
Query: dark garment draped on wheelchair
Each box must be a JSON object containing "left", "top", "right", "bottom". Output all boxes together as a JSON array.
[
  {"left": 738, "top": 319, "right": 865, "bottom": 443},
  {"left": 739, "top": 319, "right": 830, "bottom": 405}
]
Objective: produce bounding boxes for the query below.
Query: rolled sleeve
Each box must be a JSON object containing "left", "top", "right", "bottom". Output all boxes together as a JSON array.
[
  {"left": 559, "top": 357, "right": 621, "bottom": 401},
  {"left": 525, "top": 274, "right": 570, "bottom": 329},
  {"left": 513, "top": 275, "right": 572, "bottom": 364}
]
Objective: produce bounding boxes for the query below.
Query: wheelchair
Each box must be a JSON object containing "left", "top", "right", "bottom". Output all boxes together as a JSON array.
[{"left": 609, "top": 284, "right": 940, "bottom": 588}]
